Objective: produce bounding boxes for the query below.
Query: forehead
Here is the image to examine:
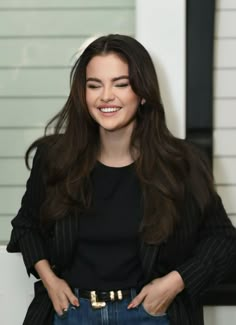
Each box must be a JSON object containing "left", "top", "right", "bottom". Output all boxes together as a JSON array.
[{"left": 86, "top": 53, "right": 129, "bottom": 78}]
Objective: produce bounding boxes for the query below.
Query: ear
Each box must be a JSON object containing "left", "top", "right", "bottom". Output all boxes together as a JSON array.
[{"left": 141, "top": 98, "right": 146, "bottom": 105}]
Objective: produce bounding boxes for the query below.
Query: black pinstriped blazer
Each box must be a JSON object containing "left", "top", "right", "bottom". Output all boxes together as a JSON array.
[{"left": 7, "top": 146, "right": 236, "bottom": 325}]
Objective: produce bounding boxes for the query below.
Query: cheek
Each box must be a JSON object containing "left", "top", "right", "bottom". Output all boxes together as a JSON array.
[
  {"left": 86, "top": 90, "right": 96, "bottom": 108},
  {"left": 86, "top": 103, "right": 96, "bottom": 119},
  {"left": 87, "top": 106, "right": 98, "bottom": 122},
  {"left": 85, "top": 94, "right": 95, "bottom": 117},
  {"left": 128, "top": 96, "right": 140, "bottom": 110}
]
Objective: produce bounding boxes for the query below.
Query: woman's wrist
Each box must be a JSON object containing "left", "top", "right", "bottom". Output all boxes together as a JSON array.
[
  {"left": 34, "top": 259, "right": 58, "bottom": 288},
  {"left": 169, "top": 270, "right": 185, "bottom": 294}
]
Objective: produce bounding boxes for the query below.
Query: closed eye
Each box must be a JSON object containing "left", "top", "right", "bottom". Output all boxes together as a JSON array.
[
  {"left": 115, "top": 83, "right": 129, "bottom": 88},
  {"left": 87, "top": 84, "right": 101, "bottom": 89}
]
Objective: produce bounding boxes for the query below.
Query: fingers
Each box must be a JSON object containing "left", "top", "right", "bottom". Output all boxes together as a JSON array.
[
  {"left": 46, "top": 277, "right": 81, "bottom": 315},
  {"left": 57, "top": 290, "right": 79, "bottom": 315},
  {"left": 51, "top": 285, "right": 80, "bottom": 315},
  {"left": 53, "top": 294, "right": 70, "bottom": 316},
  {"left": 66, "top": 289, "right": 80, "bottom": 307},
  {"left": 127, "top": 288, "right": 147, "bottom": 309},
  {"left": 55, "top": 303, "right": 69, "bottom": 316}
]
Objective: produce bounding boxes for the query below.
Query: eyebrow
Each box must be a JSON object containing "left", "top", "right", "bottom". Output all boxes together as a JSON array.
[{"left": 86, "top": 75, "right": 129, "bottom": 83}]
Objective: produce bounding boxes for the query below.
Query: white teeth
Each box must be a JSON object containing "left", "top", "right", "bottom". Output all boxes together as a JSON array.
[{"left": 99, "top": 107, "right": 120, "bottom": 113}]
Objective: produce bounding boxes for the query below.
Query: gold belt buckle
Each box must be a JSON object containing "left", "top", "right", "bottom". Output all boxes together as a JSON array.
[
  {"left": 90, "top": 290, "right": 123, "bottom": 309},
  {"left": 90, "top": 291, "right": 106, "bottom": 309}
]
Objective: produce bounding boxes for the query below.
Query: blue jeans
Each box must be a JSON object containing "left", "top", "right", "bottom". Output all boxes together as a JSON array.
[{"left": 54, "top": 288, "right": 170, "bottom": 325}]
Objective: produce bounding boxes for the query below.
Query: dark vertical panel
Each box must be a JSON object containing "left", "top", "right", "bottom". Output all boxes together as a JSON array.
[
  {"left": 187, "top": 1, "right": 236, "bottom": 304},
  {"left": 186, "top": 0, "right": 215, "bottom": 165}
]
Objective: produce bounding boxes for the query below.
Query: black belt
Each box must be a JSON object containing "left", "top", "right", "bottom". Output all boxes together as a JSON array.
[{"left": 78, "top": 289, "right": 132, "bottom": 308}]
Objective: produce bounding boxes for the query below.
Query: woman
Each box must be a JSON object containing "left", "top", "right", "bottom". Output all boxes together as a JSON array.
[{"left": 7, "top": 34, "right": 236, "bottom": 325}]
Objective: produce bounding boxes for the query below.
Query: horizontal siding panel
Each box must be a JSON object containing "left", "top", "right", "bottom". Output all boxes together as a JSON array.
[
  {"left": 216, "top": 0, "right": 236, "bottom": 9},
  {"left": 0, "top": 129, "right": 44, "bottom": 157},
  {"left": 0, "top": 2, "right": 135, "bottom": 243},
  {"left": 0, "top": 68, "right": 70, "bottom": 97},
  {"left": 0, "top": 159, "right": 30, "bottom": 186},
  {"left": 0, "top": 187, "right": 25, "bottom": 215},
  {"left": 0, "top": 216, "right": 13, "bottom": 242},
  {"left": 0, "top": 10, "right": 134, "bottom": 37},
  {"left": 214, "top": 40, "right": 236, "bottom": 68},
  {"left": 214, "top": 70, "right": 236, "bottom": 98},
  {"left": 214, "top": 157, "right": 236, "bottom": 183},
  {"left": 0, "top": 98, "right": 64, "bottom": 127},
  {"left": 215, "top": 11, "right": 236, "bottom": 38},
  {"left": 0, "top": 38, "right": 86, "bottom": 67},
  {"left": 216, "top": 186, "right": 236, "bottom": 214},
  {"left": 214, "top": 2, "right": 236, "bottom": 232},
  {"left": 214, "top": 99, "right": 236, "bottom": 128},
  {"left": 0, "top": 0, "right": 135, "bottom": 9},
  {"left": 214, "top": 129, "right": 236, "bottom": 156}
]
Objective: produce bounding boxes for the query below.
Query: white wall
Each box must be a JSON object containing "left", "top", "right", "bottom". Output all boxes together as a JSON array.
[
  {"left": 0, "top": 247, "right": 35, "bottom": 325},
  {"left": 136, "top": 0, "right": 186, "bottom": 139},
  {"left": 213, "top": 0, "right": 236, "bottom": 228}
]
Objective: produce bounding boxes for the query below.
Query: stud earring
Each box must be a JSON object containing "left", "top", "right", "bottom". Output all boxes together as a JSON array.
[{"left": 141, "top": 99, "right": 146, "bottom": 105}]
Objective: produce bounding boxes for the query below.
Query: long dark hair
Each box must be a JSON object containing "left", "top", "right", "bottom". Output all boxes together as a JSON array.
[{"left": 26, "top": 34, "right": 214, "bottom": 243}]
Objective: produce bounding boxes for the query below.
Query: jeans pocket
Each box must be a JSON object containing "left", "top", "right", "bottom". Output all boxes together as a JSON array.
[
  {"left": 140, "top": 303, "right": 167, "bottom": 318},
  {"left": 55, "top": 311, "right": 68, "bottom": 320},
  {"left": 55, "top": 304, "right": 77, "bottom": 320}
]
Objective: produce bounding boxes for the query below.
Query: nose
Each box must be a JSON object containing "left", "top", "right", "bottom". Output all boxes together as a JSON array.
[{"left": 101, "top": 85, "right": 115, "bottom": 102}]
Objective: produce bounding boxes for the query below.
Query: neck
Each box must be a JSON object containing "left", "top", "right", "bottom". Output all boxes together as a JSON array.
[{"left": 98, "top": 125, "right": 135, "bottom": 167}]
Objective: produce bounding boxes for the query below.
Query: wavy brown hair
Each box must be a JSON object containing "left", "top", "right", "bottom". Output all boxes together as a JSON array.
[{"left": 26, "top": 34, "right": 214, "bottom": 243}]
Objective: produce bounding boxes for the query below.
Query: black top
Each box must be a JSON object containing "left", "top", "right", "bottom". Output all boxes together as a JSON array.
[{"left": 63, "top": 161, "right": 144, "bottom": 290}]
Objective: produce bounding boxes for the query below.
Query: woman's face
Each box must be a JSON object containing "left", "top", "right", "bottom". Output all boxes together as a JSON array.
[{"left": 85, "top": 53, "right": 140, "bottom": 133}]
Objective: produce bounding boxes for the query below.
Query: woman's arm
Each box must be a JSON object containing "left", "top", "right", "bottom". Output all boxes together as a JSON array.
[
  {"left": 7, "top": 145, "right": 49, "bottom": 277},
  {"left": 129, "top": 194, "right": 236, "bottom": 313},
  {"left": 35, "top": 259, "right": 79, "bottom": 315},
  {"left": 175, "top": 193, "right": 236, "bottom": 299}
]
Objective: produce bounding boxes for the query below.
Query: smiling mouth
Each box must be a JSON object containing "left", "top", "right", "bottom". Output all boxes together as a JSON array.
[{"left": 98, "top": 107, "right": 121, "bottom": 113}]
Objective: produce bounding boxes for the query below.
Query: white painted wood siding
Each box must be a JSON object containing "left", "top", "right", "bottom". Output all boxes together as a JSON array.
[
  {"left": 214, "top": 0, "right": 236, "bottom": 228},
  {"left": 0, "top": 0, "right": 135, "bottom": 241}
]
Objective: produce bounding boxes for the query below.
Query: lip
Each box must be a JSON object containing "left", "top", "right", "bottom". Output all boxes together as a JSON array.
[
  {"left": 97, "top": 105, "right": 121, "bottom": 109},
  {"left": 97, "top": 107, "right": 121, "bottom": 117}
]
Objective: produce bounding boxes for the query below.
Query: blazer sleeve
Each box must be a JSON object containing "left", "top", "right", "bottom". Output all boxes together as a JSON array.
[
  {"left": 6, "top": 145, "right": 49, "bottom": 278},
  {"left": 175, "top": 193, "right": 236, "bottom": 300}
]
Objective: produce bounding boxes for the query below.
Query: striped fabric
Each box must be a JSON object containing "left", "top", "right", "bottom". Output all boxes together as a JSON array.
[{"left": 6, "top": 145, "right": 236, "bottom": 325}]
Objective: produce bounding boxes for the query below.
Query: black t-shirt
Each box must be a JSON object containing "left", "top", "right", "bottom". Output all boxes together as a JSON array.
[{"left": 63, "top": 161, "right": 144, "bottom": 290}]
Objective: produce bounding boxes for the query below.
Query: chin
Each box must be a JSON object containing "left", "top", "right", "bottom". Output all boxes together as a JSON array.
[
  {"left": 101, "top": 126, "right": 120, "bottom": 132},
  {"left": 97, "top": 121, "right": 119, "bottom": 129}
]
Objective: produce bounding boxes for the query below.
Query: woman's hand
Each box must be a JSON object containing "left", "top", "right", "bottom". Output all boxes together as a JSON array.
[
  {"left": 128, "top": 271, "right": 185, "bottom": 315},
  {"left": 34, "top": 259, "right": 79, "bottom": 315},
  {"left": 44, "top": 275, "right": 79, "bottom": 316}
]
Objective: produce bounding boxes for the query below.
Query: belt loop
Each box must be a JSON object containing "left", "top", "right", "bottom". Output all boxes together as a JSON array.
[
  {"left": 131, "top": 288, "right": 137, "bottom": 299},
  {"left": 74, "top": 288, "right": 79, "bottom": 298}
]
